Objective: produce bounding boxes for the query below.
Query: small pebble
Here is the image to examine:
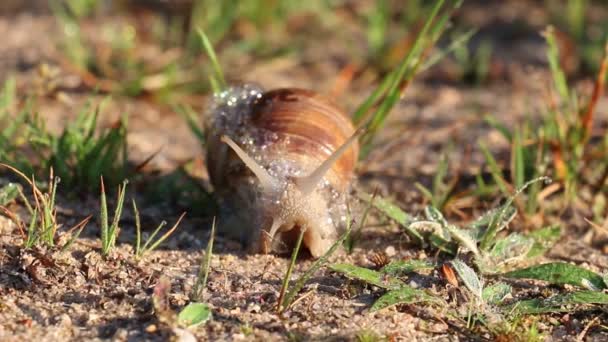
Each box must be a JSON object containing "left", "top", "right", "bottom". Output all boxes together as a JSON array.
[{"left": 384, "top": 246, "right": 396, "bottom": 257}]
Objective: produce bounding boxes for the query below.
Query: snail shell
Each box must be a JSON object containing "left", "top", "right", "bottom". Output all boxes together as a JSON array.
[{"left": 205, "top": 84, "right": 359, "bottom": 257}]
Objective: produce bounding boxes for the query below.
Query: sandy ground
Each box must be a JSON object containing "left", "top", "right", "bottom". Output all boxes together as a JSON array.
[{"left": 0, "top": 2, "right": 607, "bottom": 341}]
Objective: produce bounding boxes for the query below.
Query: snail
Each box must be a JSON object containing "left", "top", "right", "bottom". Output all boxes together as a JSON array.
[{"left": 205, "top": 84, "right": 360, "bottom": 258}]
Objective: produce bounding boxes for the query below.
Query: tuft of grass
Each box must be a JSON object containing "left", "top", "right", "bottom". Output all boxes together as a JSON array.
[
  {"left": 0, "top": 81, "right": 129, "bottom": 192},
  {"left": 0, "top": 164, "right": 90, "bottom": 250},
  {"left": 353, "top": 0, "right": 464, "bottom": 158},
  {"left": 132, "top": 199, "right": 186, "bottom": 260},
  {"left": 99, "top": 177, "right": 127, "bottom": 256},
  {"left": 28, "top": 100, "right": 129, "bottom": 191},
  {"left": 545, "top": 0, "right": 608, "bottom": 75},
  {"left": 482, "top": 27, "right": 608, "bottom": 208},
  {"left": 0, "top": 78, "right": 35, "bottom": 174},
  {"left": 191, "top": 217, "right": 216, "bottom": 302}
]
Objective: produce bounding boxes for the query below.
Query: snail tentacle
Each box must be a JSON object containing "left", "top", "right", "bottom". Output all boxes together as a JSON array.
[
  {"left": 220, "top": 135, "right": 279, "bottom": 192},
  {"left": 294, "top": 127, "right": 364, "bottom": 195}
]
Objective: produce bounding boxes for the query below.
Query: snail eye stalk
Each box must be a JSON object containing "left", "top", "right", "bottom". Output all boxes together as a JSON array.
[
  {"left": 294, "top": 127, "right": 363, "bottom": 195},
  {"left": 221, "top": 135, "right": 279, "bottom": 192}
]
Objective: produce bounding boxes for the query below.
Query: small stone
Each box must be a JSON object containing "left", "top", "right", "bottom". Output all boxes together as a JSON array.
[
  {"left": 384, "top": 246, "right": 396, "bottom": 257},
  {"left": 173, "top": 328, "right": 196, "bottom": 342},
  {"left": 145, "top": 324, "right": 157, "bottom": 333}
]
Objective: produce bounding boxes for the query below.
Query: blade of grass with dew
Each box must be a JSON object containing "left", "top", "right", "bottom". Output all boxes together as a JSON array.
[
  {"left": 501, "top": 262, "right": 607, "bottom": 290},
  {"left": 196, "top": 28, "right": 227, "bottom": 93},
  {"left": 280, "top": 223, "right": 353, "bottom": 312},
  {"left": 192, "top": 218, "right": 216, "bottom": 302}
]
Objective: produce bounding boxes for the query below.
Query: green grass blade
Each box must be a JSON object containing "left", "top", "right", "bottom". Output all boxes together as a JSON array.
[
  {"left": 192, "top": 218, "right": 216, "bottom": 301},
  {"left": 277, "top": 227, "right": 306, "bottom": 313},
  {"left": 99, "top": 177, "right": 109, "bottom": 253},
  {"left": 108, "top": 180, "right": 128, "bottom": 251},
  {"left": 511, "top": 130, "right": 525, "bottom": 189},
  {"left": 542, "top": 26, "right": 569, "bottom": 101},
  {"left": 175, "top": 105, "right": 205, "bottom": 144},
  {"left": 140, "top": 221, "right": 167, "bottom": 253},
  {"left": 479, "top": 141, "right": 511, "bottom": 197},
  {"left": 196, "top": 28, "right": 227, "bottom": 93},
  {"left": 355, "top": 0, "right": 462, "bottom": 158},
  {"left": 420, "top": 28, "right": 477, "bottom": 72},
  {"left": 25, "top": 208, "right": 39, "bottom": 248},
  {"left": 143, "top": 213, "right": 185, "bottom": 255}
]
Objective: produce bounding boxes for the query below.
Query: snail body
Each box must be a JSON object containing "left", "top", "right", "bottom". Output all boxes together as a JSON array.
[{"left": 205, "top": 84, "right": 359, "bottom": 257}]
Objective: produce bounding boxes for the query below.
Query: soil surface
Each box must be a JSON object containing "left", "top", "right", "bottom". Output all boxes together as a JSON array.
[{"left": 0, "top": 1, "right": 607, "bottom": 341}]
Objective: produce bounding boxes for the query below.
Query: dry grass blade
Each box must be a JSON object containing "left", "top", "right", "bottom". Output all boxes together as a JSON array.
[
  {"left": 61, "top": 215, "right": 92, "bottom": 252},
  {"left": 581, "top": 43, "right": 608, "bottom": 143}
]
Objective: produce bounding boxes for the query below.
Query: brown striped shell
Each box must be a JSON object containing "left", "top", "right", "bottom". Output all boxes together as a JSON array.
[{"left": 205, "top": 84, "right": 359, "bottom": 257}]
